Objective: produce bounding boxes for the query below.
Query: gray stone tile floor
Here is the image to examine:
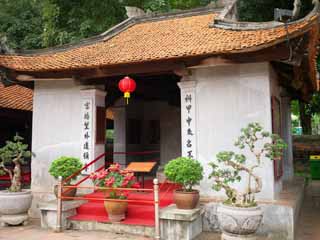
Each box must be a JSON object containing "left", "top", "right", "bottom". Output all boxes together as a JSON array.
[
  {"left": 0, "top": 183, "right": 319, "bottom": 240},
  {"left": 295, "top": 181, "right": 320, "bottom": 240}
]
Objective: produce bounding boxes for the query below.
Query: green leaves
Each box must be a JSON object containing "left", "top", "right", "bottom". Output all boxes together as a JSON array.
[
  {"left": 164, "top": 157, "right": 203, "bottom": 191},
  {"left": 0, "top": 135, "right": 31, "bottom": 164},
  {"left": 48, "top": 156, "right": 83, "bottom": 181},
  {"left": 238, "top": 0, "right": 313, "bottom": 22},
  {"left": 209, "top": 122, "right": 287, "bottom": 207},
  {"left": 0, "top": 135, "right": 32, "bottom": 191},
  {"left": 0, "top": 0, "right": 127, "bottom": 49},
  {"left": 123, "top": 0, "right": 211, "bottom": 13}
]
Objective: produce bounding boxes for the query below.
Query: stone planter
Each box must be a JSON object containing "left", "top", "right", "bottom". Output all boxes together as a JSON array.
[
  {"left": 174, "top": 189, "right": 200, "bottom": 209},
  {"left": 0, "top": 190, "right": 32, "bottom": 226},
  {"left": 217, "top": 204, "right": 263, "bottom": 239},
  {"left": 104, "top": 200, "right": 128, "bottom": 222}
]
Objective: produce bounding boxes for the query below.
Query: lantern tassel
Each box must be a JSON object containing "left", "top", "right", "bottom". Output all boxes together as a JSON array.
[{"left": 124, "top": 92, "right": 130, "bottom": 105}]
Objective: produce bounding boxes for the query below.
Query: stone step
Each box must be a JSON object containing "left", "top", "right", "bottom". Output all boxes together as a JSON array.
[{"left": 70, "top": 219, "right": 155, "bottom": 238}]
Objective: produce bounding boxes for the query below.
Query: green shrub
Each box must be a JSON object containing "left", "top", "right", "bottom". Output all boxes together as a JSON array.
[
  {"left": 164, "top": 157, "right": 203, "bottom": 191},
  {"left": 49, "top": 156, "right": 83, "bottom": 183}
]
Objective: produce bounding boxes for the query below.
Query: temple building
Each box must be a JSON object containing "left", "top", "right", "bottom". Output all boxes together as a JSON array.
[{"left": 0, "top": 1, "right": 319, "bottom": 238}]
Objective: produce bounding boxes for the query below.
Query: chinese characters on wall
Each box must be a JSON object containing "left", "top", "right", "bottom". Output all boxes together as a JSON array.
[
  {"left": 185, "top": 94, "right": 194, "bottom": 158},
  {"left": 81, "top": 98, "right": 93, "bottom": 173},
  {"left": 179, "top": 81, "right": 197, "bottom": 160}
]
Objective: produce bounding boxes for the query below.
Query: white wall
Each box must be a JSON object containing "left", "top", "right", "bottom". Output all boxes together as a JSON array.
[
  {"left": 31, "top": 81, "right": 82, "bottom": 216},
  {"left": 31, "top": 80, "right": 105, "bottom": 217},
  {"left": 193, "top": 62, "right": 278, "bottom": 200}
]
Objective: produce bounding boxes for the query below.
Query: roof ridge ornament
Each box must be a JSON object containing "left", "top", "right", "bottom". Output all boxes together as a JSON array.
[
  {"left": 274, "top": 0, "right": 301, "bottom": 22},
  {"left": 212, "top": 0, "right": 320, "bottom": 30}
]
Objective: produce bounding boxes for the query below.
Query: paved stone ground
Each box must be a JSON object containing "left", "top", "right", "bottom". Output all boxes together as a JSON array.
[
  {"left": 295, "top": 181, "right": 320, "bottom": 240},
  {"left": 0, "top": 219, "right": 222, "bottom": 240},
  {"left": 0, "top": 219, "right": 150, "bottom": 240}
]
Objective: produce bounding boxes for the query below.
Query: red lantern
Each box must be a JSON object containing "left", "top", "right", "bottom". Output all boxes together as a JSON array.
[{"left": 118, "top": 76, "right": 136, "bottom": 104}]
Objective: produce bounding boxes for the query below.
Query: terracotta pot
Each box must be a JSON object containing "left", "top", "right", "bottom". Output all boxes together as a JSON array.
[
  {"left": 217, "top": 203, "right": 263, "bottom": 238},
  {"left": 104, "top": 200, "right": 128, "bottom": 222},
  {"left": 54, "top": 185, "right": 77, "bottom": 201},
  {"left": 96, "top": 188, "right": 113, "bottom": 197},
  {"left": 173, "top": 189, "right": 199, "bottom": 209}
]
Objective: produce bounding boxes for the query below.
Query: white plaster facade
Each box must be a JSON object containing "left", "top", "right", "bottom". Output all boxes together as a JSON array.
[
  {"left": 30, "top": 62, "right": 294, "bottom": 217},
  {"left": 189, "top": 62, "right": 282, "bottom": 200},
  {"left": 31, "top": 80, "right": 105, "bottom": 217}
]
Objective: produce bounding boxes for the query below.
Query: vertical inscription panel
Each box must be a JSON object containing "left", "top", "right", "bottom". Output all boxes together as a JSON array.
[
  {"left": 178, "top": 81, "right": 197, "bottom": 159},
  {"left": 81, "top": 98, "right": 94, "bottom": 173}
]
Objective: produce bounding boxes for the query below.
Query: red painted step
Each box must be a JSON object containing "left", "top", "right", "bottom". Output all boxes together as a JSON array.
[{"left": 69, "top": 180, "right": 178, "bottom": 227}]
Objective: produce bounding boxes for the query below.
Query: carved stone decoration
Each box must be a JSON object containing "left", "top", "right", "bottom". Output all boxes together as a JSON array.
[{"left": 217, "top": 204, "right": 263, "bottom": 239}]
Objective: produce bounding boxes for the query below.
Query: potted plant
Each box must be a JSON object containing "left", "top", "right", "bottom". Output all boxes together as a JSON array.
[
  {"left": 209, "top": 122, "right": 287, "bottom": 238},
  {"left": 0, "top": 135, "right": 32, "bottom": 226},
  {"left": 89, "top": 163, "right": 140, "bottom": 222},
  {"left": 48, "top": 156, "right": 83, "bottom": 200},
  {"left": 164, "top": 157, "right": 203, "bottom": 209}
]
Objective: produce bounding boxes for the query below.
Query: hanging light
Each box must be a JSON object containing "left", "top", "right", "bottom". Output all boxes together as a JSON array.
[{"left": 118, "top": 76, "right": 136, "bottom": 104}]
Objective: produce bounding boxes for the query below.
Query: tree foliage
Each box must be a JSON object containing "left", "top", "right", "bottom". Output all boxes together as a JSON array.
[
  {"left": 0, "top": 0, "right": 43, "bottom": 50},
  {"left": 0, "top": 135, "right": 32, "bottom": 192},
  {"left": 238, "top": 0, "right": 313, "bottom": 22},
  {"left": 0, "top": 0, "right": 126, "bottom": 49},
  {"left": 0, "top": 0, "right": 212, "bottom": 50},
  {"left": 41, "top": 0, "right": 126, "bottom": 47},
  {"left": 209, "top": 123, "right": 287, "bottom": 207},
  {"left": 123, "top": 0, "right": 211, "bottom": 12}
]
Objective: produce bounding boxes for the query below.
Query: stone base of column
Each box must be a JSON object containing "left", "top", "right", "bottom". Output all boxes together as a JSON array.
[
  {"left": 38, "top": 200, "right": 86, "bottom": 230},
  {"left": 160, "top": 204, "right": 203, "bottom": 240}
]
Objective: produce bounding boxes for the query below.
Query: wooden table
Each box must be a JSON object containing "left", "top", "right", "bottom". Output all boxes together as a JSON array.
[{"left": 125, "top": 162, "right": 157, "bottom": 188}]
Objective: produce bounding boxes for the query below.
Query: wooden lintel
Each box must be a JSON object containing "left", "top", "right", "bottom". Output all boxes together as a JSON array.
[
  {"left": 16, "top": 74, "right": 75, "bottom": 81},
  {"left": 188, "top": 57, "right": 237, "bottom": 69}
]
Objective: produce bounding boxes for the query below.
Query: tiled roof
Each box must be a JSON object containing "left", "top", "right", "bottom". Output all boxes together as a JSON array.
[
  {"left": 0, "top": 83, "right": 117, "bottom": 117},
  {"left": 0, "top": 12, "right": 318, "bottom": 72},
  {"left": 0, "top": 83, "right": 33, "bottom": 111}
]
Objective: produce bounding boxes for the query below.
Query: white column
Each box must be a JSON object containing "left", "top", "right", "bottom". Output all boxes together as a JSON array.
[
  {"left": 80, "top": 89, "right": 106, "bottom": 173},
  {"left": 177, "top": 80, "right": 198, "bottom": 159},
  {"left": 281, "top": 96, "right": 294, "bottom": 181}
]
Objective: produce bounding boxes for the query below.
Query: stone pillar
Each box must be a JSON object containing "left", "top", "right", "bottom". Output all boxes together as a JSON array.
[
  {"left": 281, "top": 96, "right": 294, "bottom": 181},
  {"left": 112, "top": 102, "right": 127, "bottom": 167},
  {"left": 80, "top": 89, "right": 106, "bottom": 173},
  {"left": 177, "top": 79, "right": 198, "bottom": 160}
]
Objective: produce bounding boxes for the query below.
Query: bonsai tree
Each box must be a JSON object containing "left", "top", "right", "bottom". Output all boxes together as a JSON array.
[
  {"left": 209, "top": 122, "right": 287, "bottom": 207},
  {"left": 49, "top": 156, "right": 83, "bottom": 184},
  {"left": 164, "top": 157, "right": 203, "bottom": 191},
  {"left": 0, "top": 135, "right": 32, "bottom": 192}
]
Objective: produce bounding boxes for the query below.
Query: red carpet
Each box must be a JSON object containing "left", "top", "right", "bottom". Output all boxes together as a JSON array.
[{"left": 69, "top": 180, "right": 179, "bottom": 226}]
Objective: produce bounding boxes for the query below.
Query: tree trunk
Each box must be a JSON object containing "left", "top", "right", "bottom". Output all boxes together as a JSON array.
[
  {"left": 9, "top": 160, "right": 22, "bottom": 192},
  {"left": 299, "top": 101, "right": 312, "bottom": 135}
]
